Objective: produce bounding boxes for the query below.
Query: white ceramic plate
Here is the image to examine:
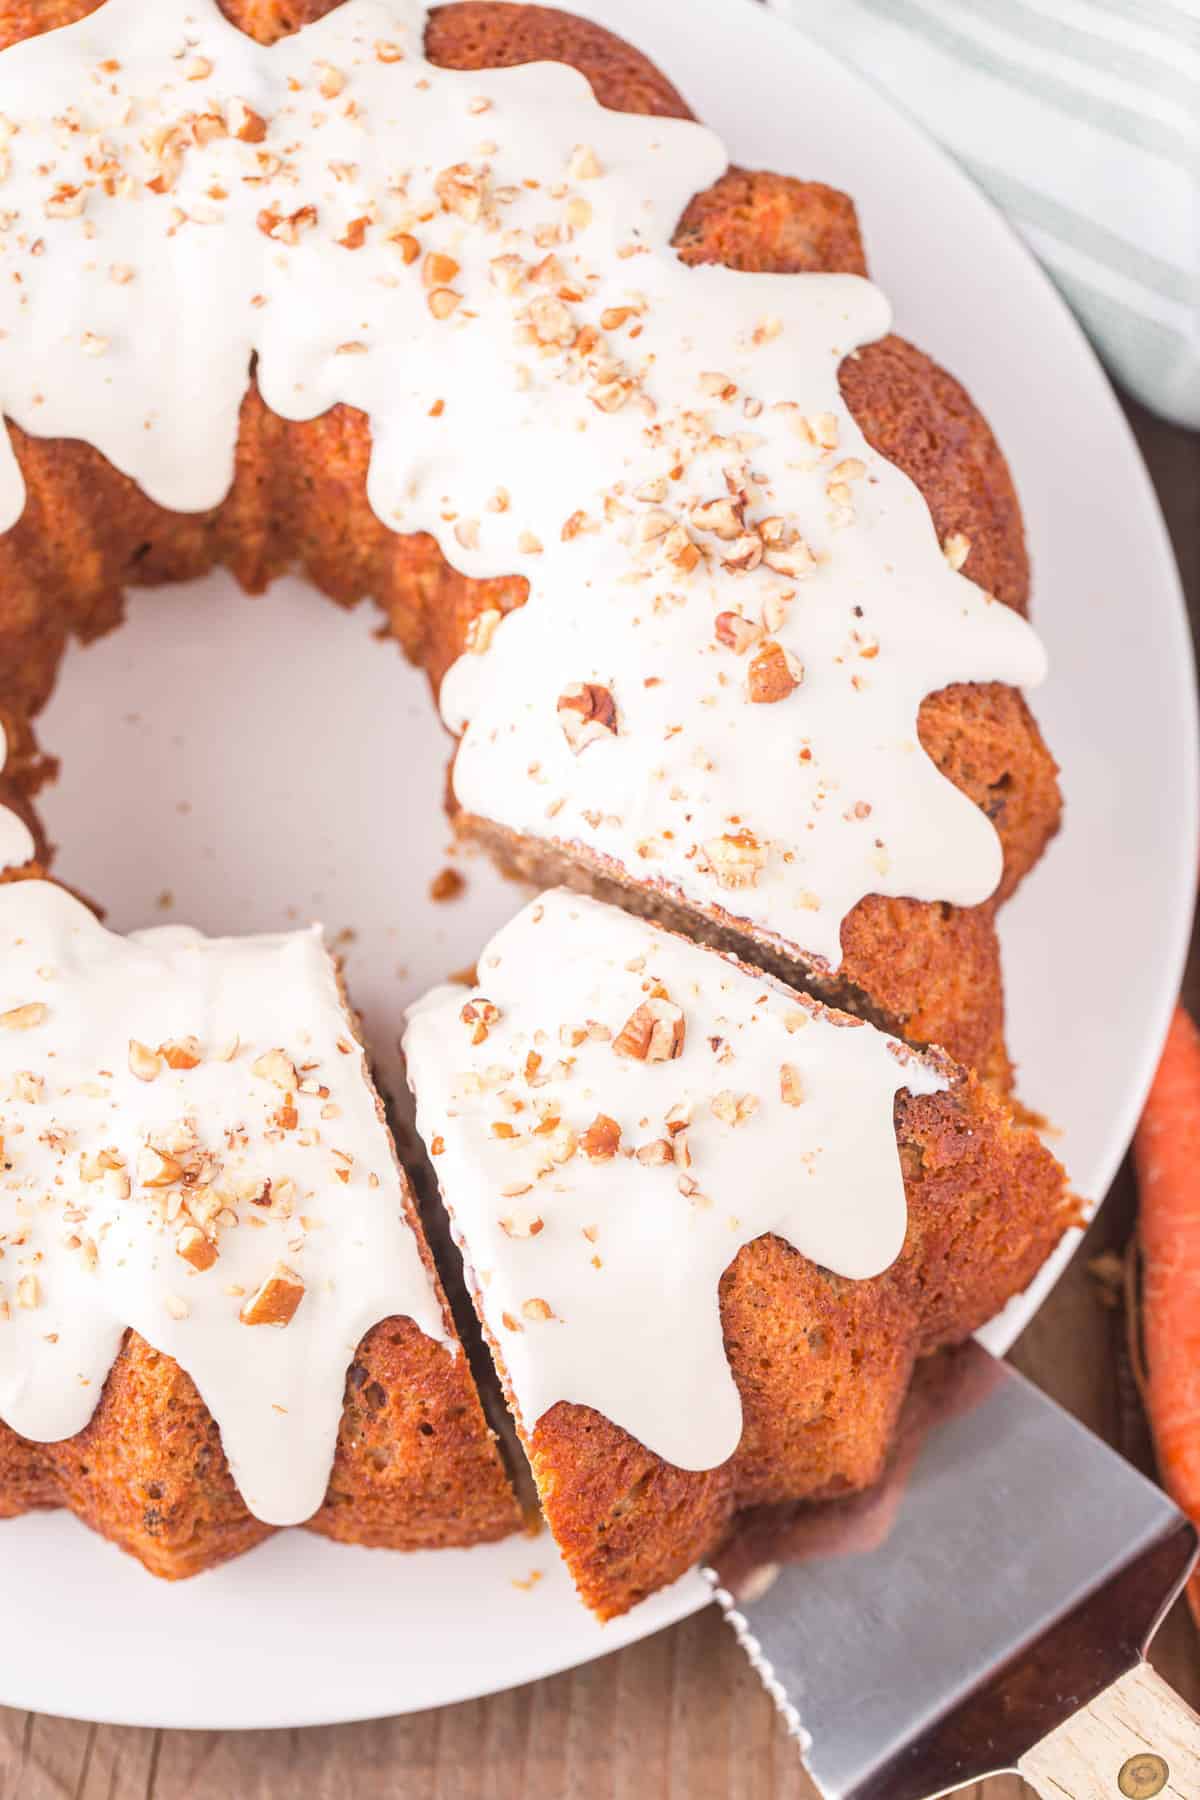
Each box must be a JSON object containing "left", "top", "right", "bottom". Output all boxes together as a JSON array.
[{"left": 0, "top": 0, "right": 1194, "bottom": 1732}]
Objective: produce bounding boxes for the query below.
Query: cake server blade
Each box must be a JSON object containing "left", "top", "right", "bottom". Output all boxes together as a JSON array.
[{"left": 708, "top": 1340, "right": 1200, "bottom": 1800}]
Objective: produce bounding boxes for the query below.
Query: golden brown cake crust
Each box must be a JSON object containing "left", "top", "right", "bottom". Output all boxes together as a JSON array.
[
  {"left": 0, "top": 1163, "right": 520, "bottom": 1576},
  {"left": 505, "top": 1067, "right": 1071, "bottom": 1619},
  {"left": 0, "top": 0, "right": 1063, "bottom": 1599}
]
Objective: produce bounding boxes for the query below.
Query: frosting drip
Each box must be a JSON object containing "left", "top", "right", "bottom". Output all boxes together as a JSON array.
[
  {"left": 0, "top": 880, "right": 448, "bottom": 1526},
  {"left": 0, "top": 725, "right": 34, "bottom": 869},
  {"left": 404, "top": 889, "right": 944, "bottom": 1472},
  {"left": 0, "top": 0, "right": 1044, "bottom": 965}
]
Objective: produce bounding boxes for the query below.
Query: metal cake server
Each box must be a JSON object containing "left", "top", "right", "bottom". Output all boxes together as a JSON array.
[{"left": 709, "top": 1341, "right": 1200, "bottom": 1799}]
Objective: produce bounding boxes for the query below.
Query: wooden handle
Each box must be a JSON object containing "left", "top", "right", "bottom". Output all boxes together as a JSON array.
[{"left": 1019, "top": 1662, "right": 1200, "bottom": 1798}]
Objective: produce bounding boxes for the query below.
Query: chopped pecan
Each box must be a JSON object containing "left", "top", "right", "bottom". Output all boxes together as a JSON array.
[
  {"left": 558, "top": 682, "right": 618, "bottom": 754},
  {"left": 227, "top": 98, "right": 267, "bottom": 143},
  {"left": 780, "top": 1064, "right": 804, "bottom": 1107},
  {"left": 762, "top": 528, "right": 815, "bottom": 579},
  {"left": 691, "top": 497, "right": 742, "bottom": 541},
  {"left": 747, "top": 640, "right": 803, "bottom": 704},
  {"left": 423, "top": 250, "right": 459, "bottom": 289},
  {"left": 461, "top": 998, "right": 501, "bottom": 1045},
  {"left": 252, "top": 1049, "right": 297, "bottom": 1090},
  {"left": 722, "top": 532, "right": 763, "bottom": 574},
  {"left": 581, "top": 1113, "right": 621, "bottom": 1160},
  {"left": 635, "top": 1138, "right": 674, "bottom": 1167},
  {"left": 704, "top": 830, "right": 768, "bottom": 890},
  {"left": 128, "top": 1038, "right": 161, "bottom": 1082},
  {"left": 176, "top": 1225, "right": 218, "bottom": 1272},
  {"left": 1, "top": 1003, "right": 47, "bottom": 1031},
  {"left": 614, "top": 998, "right": 685, "bottom": 1063},
  {"left": 714, "top": 611, "right": 762, "bottom": 654},
  {"left": 240, "top": 1264, "right": 305, "bottom": 1328},
  {"left": 138, "top": 1145, "right": 182, "bottom": 1188}
]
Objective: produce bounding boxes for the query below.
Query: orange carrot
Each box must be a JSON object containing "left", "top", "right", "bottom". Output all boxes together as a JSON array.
[{"left": 1134, "top": 1003, "right": 1200, "bottom": 1630}]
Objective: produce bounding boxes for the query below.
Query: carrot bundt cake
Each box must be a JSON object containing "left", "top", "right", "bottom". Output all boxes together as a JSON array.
[
  {"left": 0, "top": 0, "right": 1067, "bottom": 1601},
  {"left": 404, "top": 891, "right": 1071, "bottom": 1619}
]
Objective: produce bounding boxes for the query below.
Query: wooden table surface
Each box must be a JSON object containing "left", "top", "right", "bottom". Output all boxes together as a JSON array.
[{"left": 1, "top": 400, "right": 1196, "bottom": 1799}]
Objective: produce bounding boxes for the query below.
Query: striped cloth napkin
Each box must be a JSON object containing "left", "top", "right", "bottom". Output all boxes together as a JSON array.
[{"left": 768, "top": 0, "right": 1200, "bottom": 430}]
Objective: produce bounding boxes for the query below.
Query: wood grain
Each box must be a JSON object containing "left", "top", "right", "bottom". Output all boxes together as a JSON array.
[
  {"left": 0, "top": 405, "right": 1196, "bottom": 1800},
  {"left": 1019, "top": 1662, "right": 1200, "bottom": 1799}
]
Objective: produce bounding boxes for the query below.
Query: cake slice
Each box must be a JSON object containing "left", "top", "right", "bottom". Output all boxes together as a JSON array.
[
  {"left": 0, "top": 879, "right": 519, "bottom": 1576},
  {"left": 404, "top": 889, "right": 1071, "bottom": 1618}
]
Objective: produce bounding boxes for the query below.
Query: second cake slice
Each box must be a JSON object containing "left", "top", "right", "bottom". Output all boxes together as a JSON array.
[{"left": 404, "top": 889, "right": 1071, "bottom": 1619}]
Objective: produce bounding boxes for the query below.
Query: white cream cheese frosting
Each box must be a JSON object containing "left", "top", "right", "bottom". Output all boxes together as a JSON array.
[
  {"left": 0, "top": 725, "right": 34, "bottom": 870},
  {"left": 0, "top": 879, "right": 448, "bottom": 1525},
  {"left": 403, "top": 889, "right": 945, "bottom": 1472},
  {"left": 0, "top": 0, "right": 1044, "bottom": 968}
]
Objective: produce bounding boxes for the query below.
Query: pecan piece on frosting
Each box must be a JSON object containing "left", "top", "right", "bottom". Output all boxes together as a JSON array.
[
  {"left": 128, "top": 1038, "right": 161, "bottom": 1082},
  {"left": 714, "top": 610, "right": 762, "bottom": 655},
  {"left": 557, "top": 682, "right": 618, "bottom": 754},
  {"left": 747, "top": 639, "right": 803, "bottom": 704},
  {"left": 460, "top": 997, "right": 500, "bottom": 1044},
  {"left": 614, "top": 997, "right": 685, "bottom": 1063},
  {"left": 691, "top": 496, "right": 743, "bottom": 541},
  {"left": 176, "top": 1225, "right": 218, "bottom": 1272},
  {"left": 227, "top": 98, "right": 267, "bottom": 143},
  {"left": 580, "top": 1113, "right": 622, "bottom": 1160},
  {"left": 240, "top": 1263, "right": 306, "bottom": 1328},
  {"left": 704, "top": 830, "right": 768, "bottom": 890},
  {"left": 1, "top": 1002, "right": 48, "bottom": 1031}
]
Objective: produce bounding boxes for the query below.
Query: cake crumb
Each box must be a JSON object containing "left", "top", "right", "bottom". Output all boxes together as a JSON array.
[{"left": 429, "top": 866, "right": 465, "bottom": 903}]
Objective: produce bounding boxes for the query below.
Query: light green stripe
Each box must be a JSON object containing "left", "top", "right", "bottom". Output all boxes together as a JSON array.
[
  {"left": 956, "top": 0, "right": 1199, "bottom": 111},
  {"left": 871, "top": 0, "right": 1196, "bottom": 165},
  {"left": 956, "top": 150, "right": 1198, "bottom": 303},
  {"left": 1043, "top": 260, "right": 1200, "bottom": 427},
  {"left": 1082, "top": 0, "right": 1200, "bottom": 51}
]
